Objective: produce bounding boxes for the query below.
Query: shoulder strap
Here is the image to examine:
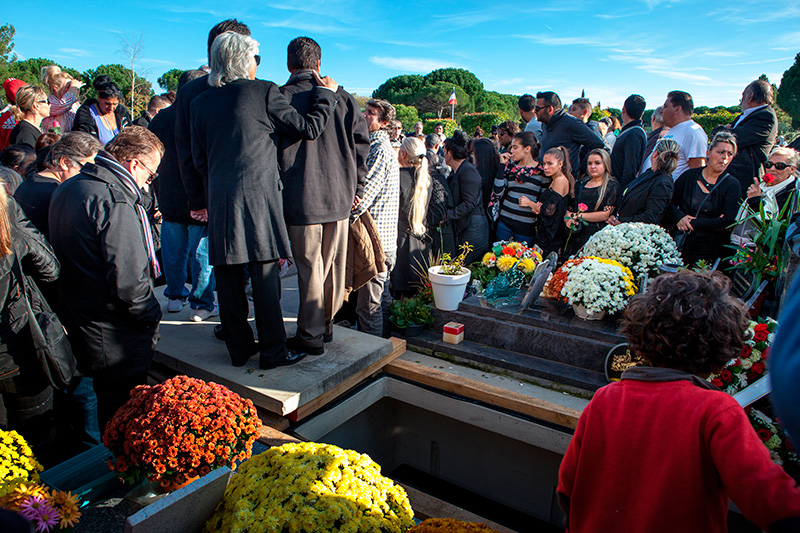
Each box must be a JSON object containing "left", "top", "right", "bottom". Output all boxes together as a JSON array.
[{"left": 693, "top": 173, "right": 729, "bottom": 217}]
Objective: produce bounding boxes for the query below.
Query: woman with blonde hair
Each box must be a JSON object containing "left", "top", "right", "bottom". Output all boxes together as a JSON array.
[
  {"left": 565, "top": 147, "right": 620, "bottom": 255},
  {"left": 392, "top": 136, "right": 432, "bottom": 297},
  {"left": 531, "top": 146, "right": 573, "bottom": 258},
  {"left": 8, "top": 85, "right": 49, "bottom": 149},
  {"left": 40, "top": 65, "right": 84, "bottom": 133}
]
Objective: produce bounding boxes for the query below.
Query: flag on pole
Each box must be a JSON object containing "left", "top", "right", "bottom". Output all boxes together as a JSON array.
[{"left": 448, "top": 88, "right": 457, "bottom": 105}]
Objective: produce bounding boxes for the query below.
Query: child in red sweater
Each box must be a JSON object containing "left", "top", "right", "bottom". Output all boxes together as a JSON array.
[{"left": 558, "top": 271, "right": 800, "bottom": 532}]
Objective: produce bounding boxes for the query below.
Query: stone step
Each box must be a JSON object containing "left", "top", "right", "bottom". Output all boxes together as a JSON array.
[{"left": 406, "top": 330, "right": 608, "bottom": 392}]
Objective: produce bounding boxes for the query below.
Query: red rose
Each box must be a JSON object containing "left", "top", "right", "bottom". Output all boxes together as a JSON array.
[
  {"left": 740, "top": 345, "right": 753, "bottom": 358},
  {"left": 757, "top": 428, "right": 773, "bottom": 442},
  {"left": 752, "top": 361, "right": 765, "bottom": 375},
  {"left": 711, "top": 378, "right": 723, "bottom": 388},
  {"left": 763, "top": 173, "right": 775, "bottom": 184},
  {"left": 762, "top": 347, "right": 770, "bottom": 361},
  {"left": 720, "top": 369, "right": 733, "bottom": 382},
  {"left": 753, "top": 329, "right": 768, "bottom": 343},
  {"left": 787, "top": 438, "right": 796, "bottom": 453}
]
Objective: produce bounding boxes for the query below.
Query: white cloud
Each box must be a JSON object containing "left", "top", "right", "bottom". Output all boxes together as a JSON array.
[
  {"left": 369, "top": 56, "right": 452, "bottom": 72},
  {"left": 59, "top": 48, "right": 92, "bottom": 57},
  {"left": 261, "top": 19, "right": 349, "bottom": 34}
]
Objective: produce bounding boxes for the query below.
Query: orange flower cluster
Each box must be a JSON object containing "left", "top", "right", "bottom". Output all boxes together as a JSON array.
[
  {"left": 409, "top": 518, "right": 498, "bottom": 532},
  {"left": 542, "top": 257, "right": 586, "bottom": 300},
  {"left": 103, "top": 375, "right": 261, "bottom": 486}
]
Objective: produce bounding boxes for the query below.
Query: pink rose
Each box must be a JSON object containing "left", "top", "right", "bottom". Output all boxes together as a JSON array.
[{"left": 578, "top": 203, "right": 588, "bottom": 212}]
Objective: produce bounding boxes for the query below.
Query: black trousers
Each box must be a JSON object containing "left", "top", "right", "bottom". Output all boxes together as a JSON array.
[
  {"left": 215, "top": 260, "right": 286, "bottom": 363},
  {"left": 93, "top": 372, "right": 148, "bottom": 435}
]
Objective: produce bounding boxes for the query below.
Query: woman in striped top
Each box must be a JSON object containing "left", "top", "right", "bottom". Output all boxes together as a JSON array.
[{"left": 493, "top": 131, "right": 544, "bottom": 246}]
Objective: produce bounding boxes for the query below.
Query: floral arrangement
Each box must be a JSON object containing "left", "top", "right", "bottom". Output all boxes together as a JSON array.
[
  {"left": 747, "top": 407, "right": 798, "bottom": 467},
  {"left": 204, "top": 442, "right": 415, "bottom": 533},
  {"left": 542, "top": 257, "right": 586, "bottom": 300},
  {"left": 763, "top": 172, "right": 775, "bottom": 184},
  {"left": 581, "top": 222, "right": 682, "bottom": 278},
  {"left": 103, "top": 375, "right": 261, "bottom": 488},
  {"left": 0, "top": 481, "right": 82, "bottom": 531},
  {"left": 560, "top": 257, "right": 637, "bottom": 314},
  {"left": 472, "top": 241, "right": 542, "bottom": 286},
  {"left": 708, "top": 319, "right": 775, "bottom": 394},
  {"left": 409, "top": 518, "right": 498, "bottom": 532},
  {"left": 437, "top": 243, "right": 473, "bottom": 275},
  {"left": 1, "top": 429, "right": 43, "bottom": 497}
]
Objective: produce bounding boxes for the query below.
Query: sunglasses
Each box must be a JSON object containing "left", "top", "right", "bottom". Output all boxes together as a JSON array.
[
  {"left": 764, "top": 161, "right": 792, "bottom": 170},
  {"left": 533, "top": 105, "right": 551, "bottom": 112},
  {"left": 254, "top": 55, "right": 261, "bottom": 66}
]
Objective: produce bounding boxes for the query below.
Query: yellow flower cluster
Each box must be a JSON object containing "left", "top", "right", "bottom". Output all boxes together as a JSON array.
[
  {"left": 516, "top": 258, "right": 536, "bottom": 274},
  {"left": 496, "top": 256, "right": 516, "bottom": 272},
  {"left": 409, "top": 518, "right": 498, "bottom": 532},
  {"left": 586, "top": 256, "right": 637, "bottom": 295},
  {"left": 204, "top": 442, "right": 415, "bottom": 533},
  {"left": 0, "top": 430, "right": 42, "bottom": 498}
]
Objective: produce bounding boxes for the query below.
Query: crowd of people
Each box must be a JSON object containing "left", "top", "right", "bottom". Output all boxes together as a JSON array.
[{"left": 0, "top": 16, "right": 799, "bottom": 530}]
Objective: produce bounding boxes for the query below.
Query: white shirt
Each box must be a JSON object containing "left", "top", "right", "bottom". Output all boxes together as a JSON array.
[{"left": 641, "top": 119, "right": 708, "bottom": 180}]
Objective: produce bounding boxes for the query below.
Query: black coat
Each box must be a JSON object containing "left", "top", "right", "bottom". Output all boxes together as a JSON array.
[
  {"left": 539, "top": 109, "right": 605, "bottom": 176},
  {"left": 610, "top": 120, "right": 647, "bottom": 189},
  {"left": 189, "top": 78, "right": 337, "bottom": 265},
  {"left": 278, "top": 70, "right": 369, "bottom": 225},
  {"left": 446, "top": 160, "right": 485, "bottom": 234},
  {"left": 73, "top": 99, "right": 132, "bottom": 140},
  {"left": 174, "top": 75, "right": 212, "bottom": 211},
  {"left": 0, "top": 198, "right": 60, "bottom": 381},
  {"left": 642, "top": 126, "right": 665, "bottom": 168},
  {"left": 616, "top": 169, "right": 674, "bottom": 225},
  {"left": 48, "top": 157, "right": 161, "bottom": 379},
  {"left": 14, "top": 173, "right": 60, "bottom": 239},
  {"left": 717, "top": 106, "right": 778, "bottom": 197},
  {"left": 8, "top": 120, "right": 41, "bottom": 150},
  {"left": 148, "top": 104, "right": 198, "bottom": 226}
]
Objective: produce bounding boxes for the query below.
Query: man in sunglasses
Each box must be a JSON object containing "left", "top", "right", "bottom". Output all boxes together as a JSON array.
[{"left": 713, "top": 79, "right": 778, "bottom": 199}]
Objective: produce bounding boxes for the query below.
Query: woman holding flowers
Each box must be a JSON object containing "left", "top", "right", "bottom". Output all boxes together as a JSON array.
[
  {"left": 531, "top": 146, "right": 573, "bottom": 258},
  {"left": 744, "top": 147, "right": 797, "bottom": 216},
  {"left": 558, "top": 270, "right": 800, "bottom": 532},
  {"left": 565, "top": 148, "right": 620, "bottom": 256},
  {"left": 493, "top": 131, "right": 543, "bottom": 246},
  {"left": 668, "top": 132, "right": 741, "bottom": 266}
]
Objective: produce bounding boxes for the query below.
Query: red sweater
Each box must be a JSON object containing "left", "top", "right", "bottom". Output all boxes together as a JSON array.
[{"left": 558, "top": 379, "right": 800, "bottom": 532}]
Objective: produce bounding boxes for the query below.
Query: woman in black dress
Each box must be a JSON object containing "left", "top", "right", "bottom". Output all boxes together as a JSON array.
[
  {"left": 668, "top": 132, "right": 741, "bottom": 266},
  {"left": 533, "top": 146, "right": 573, "bottom": 258},
  {"left": 8, "top": 85, "right": 50, "bottom": 150},
  {"left": 392, "top": 136, "right": 432, "bottom": 297},
  {"left": 565, "top": 148, "right": 620, "bottom": 255}
]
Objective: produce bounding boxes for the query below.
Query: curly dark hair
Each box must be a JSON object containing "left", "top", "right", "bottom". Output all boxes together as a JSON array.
[{"left": 620, "top": 271, "right": 748, "bottom": 376}]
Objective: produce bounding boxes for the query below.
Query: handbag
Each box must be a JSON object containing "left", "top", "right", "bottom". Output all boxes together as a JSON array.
[
  {"left": 673, "top": 174, "right": 729, "bottom": 250},
  {"left": 10, "top": 256, "right": 76, "bottom": 390}
]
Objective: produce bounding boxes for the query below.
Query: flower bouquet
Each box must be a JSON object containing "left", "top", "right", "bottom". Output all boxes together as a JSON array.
[
  {"left": 560, "top": 257, "right": 637, "bottom": 317},
  {"left": 581, "top": 222, "right": 682, "bottom": 278},
  {"left": 409, "top": 517, "right": 498, "bottom": 532},
  {"left": 708, "top": 319, "right": 775, "bottom": 394},
  {"left": 1, "top": 429, "right": 82, "bottom": 531},
  {"left": 747, "top": 407, "right": 798, "bottom": 467},
  {"left": 204, "top": 441, "right": 415, "bottom": 533},
  {"left": 471, "top": 240, "right": 542, "bottom": 287},
  {"left": 542, "top": 257, "right": 587, "bottom": 301},
  {"left": 103, "top": 375, "right": 261, "bottom": 490}
]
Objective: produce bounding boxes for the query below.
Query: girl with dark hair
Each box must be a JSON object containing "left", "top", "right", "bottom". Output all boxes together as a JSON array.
[
  {"left": 470, "top": 138, "right": 499, "bottom": 213},
  {"left": 443, "top": 131, "right": 488, "bottom": 264},
  {"left": 533, "top": 146, "right": 573, "bottom": 258},
  {"left": 73, "top": 76, "right": 132, "bottom": 143},
  {"left": 493, "top": 131, "right": 543, "bottom": 245},
  {"left": 565, "top": 148, "right": 619, "bottom": 255}
]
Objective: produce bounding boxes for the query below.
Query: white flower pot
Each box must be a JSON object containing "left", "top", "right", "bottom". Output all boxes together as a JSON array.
[
  {"left": 428, "top": 266, "right": 471, "bottom": 311},
  {"left": 573, "top": 304, "right": 606, "bottom": 321}
]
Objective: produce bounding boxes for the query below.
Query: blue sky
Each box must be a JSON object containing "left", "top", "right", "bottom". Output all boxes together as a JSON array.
[{"left": 5, "top": 0, "right": 800, "bottom": 109}]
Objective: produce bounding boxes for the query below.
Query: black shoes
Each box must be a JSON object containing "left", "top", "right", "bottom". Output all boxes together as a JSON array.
[
  {"left": 287, "top": 336, "right": 325, "bottom": 356},
  {"left": 213, "top": 324, "right": 228, "bottom": 342},
  {"left": 323, "top": 333, "right": 333, "bottom": 343},
  {"left": 259, "top": 349, "right": 307, "bottom": 370},
  {"left": 230, "top": 343, "right": 258, "bottom": 367}
]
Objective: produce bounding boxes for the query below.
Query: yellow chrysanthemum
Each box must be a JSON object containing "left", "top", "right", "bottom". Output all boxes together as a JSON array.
[
  {"left": 0, "top": 431, "right": 42, "bottom": 499},
  {"left": 481, "top": 252, "right": 496, "bottom": 266},
  {"left": 496, "top": 256, "right": 516, "bottom": 272},
  {"left": 516, "top": 258, "right": 536, "bottom": 274}
]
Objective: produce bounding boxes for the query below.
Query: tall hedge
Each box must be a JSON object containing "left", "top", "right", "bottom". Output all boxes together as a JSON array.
[
  {"left": 423, "top": 118, "right": 458, "bottom": 137},
  {"left": 693, "top": 111, "right": 736, "bottom": 135},
  {"left": 393, "top": 104, "right": 420, "bottom": 130},
  {"left": 460, "top": 112, "right": 510, "bottom": 136}
]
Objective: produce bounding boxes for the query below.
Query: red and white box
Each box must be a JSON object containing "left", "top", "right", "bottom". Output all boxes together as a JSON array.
[{"left": 443, "top": 322, "right": 464, "bottom": 345}]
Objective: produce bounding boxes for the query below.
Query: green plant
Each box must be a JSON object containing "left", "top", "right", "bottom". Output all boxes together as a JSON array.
[
  {"left": 423, "top": 118, "right": 458, "bottom": 136},
  {"left": 693, "top": 110, "right": 737, "bottom": 135},
  {"left": 389, "top": 297, "right": 434, "bottom": 329},
  {"left": 460, "top": 112, "right": 510, "bottom": 135},
  {"left": 437, "top": 242, "right": 473, "bottom": 275},
  {"left": 726, "top": 193, "right": 795, "bottom": 287}
]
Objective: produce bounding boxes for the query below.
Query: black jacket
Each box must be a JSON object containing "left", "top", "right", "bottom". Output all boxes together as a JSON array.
[
  {"left": 148, "top": 104, "right": 198, "bottom": 226},
  {"left": 278, "top": 70, "right": 369, "bottom": 225},
  {"left": 539, "top": 109, "right": 605, "bottom": 176},
  {"left": 189, "top": 78, "right": 337, "bottom": 265},
  {"left": 175, "top": 75, "right": 213, "bottom": 211},
  {"left": 0, "top": 198, "right": 60, "bottom": 380},
  {"left": 72, "top": 99, "right": 132, "bottom": 140},
  {"left": 615, "top": 169, "right": 674, "bottom": 224},
  {"left": 715, "top": 106, "right": 778, "bottom": 198},
  {"left": 643, "top": 126, "right": 665, "bottom": 168},
  {"left": 48, "top": 157, "right": 161, "bottom": 379},
  {"left": 446, "top": 160, "right": 485, "bottom": 234},
  {"left": 133, "top": 114, "right": 151, "bottom": 128},
  {"left": 611, "top": 120, "right": 647, "bottom": 189},
  {"left": 8, "top": 120, "right": 41, "bottom": 150},
  {"left": 14, "top": 173, "right": 60, "bottom": 239}
]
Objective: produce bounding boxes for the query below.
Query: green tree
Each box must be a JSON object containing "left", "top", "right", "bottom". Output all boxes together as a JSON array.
[
  {"left": 0, "top": 23, "right": 15, "bottom": 64},
  {"left": 424, "top": 68, "right": 484, "bottom": 97},
  {"left": 372, "top": 74, "right": 425, "bottom": 105},
  {"left": 777, "top": 53, "right": 800, "bottom": 128},
  {"left": 474, "top": 91, "right": 520, "bottom": 120},
  {"left": 157, "top": 68, "right": 186, "bottom": 92},
  {"left": 82, "top": 64, "right": 153, "bottom": 116},
  {"left": 413, "top": 82, "right": 471, "bottom": 117},
  {"left": 393, "top": 104, "right": 420, "bottom": 130},
  {"left": 5, "top": 58, "right": 80, "bottom": 87}
]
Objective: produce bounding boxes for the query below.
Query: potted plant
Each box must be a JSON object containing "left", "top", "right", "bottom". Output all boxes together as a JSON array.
[
  {"left": 582, "top": 222, "right": 683, "bottom": 278},
  {"left": 428, "top": 243, "right": 473, "bottom": 310},
  {"left": 389, "top": 297, "right": 434, "bottom": 337},
  {"left": 472, "top": 240, "right": 542, "bottom": 288},
  {"left": 561, "top": 257, "right": 637, "bottom": 320},
  {"left": 103, "top": 376, "right": 261, "bottom": 493}
]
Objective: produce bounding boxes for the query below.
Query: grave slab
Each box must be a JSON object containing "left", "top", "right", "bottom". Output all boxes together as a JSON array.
[{"left": 152, "top": 290, "right": 398, "bottom": 416}]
